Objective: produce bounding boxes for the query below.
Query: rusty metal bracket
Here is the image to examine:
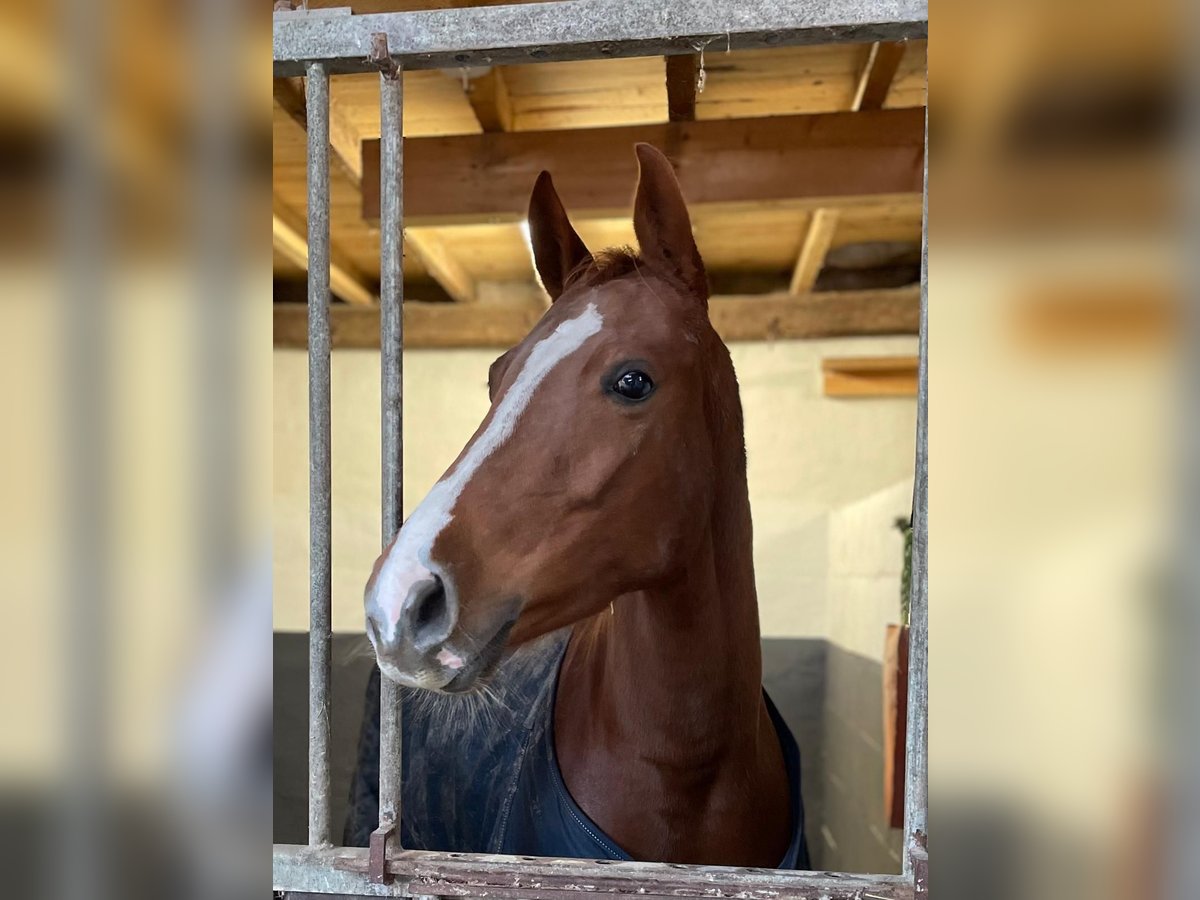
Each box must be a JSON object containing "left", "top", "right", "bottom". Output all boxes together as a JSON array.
[
  {"left": 907, "top": 831, "right": 929, "bottom": 898},
  {"left": 368, "top": 819, "right": 397, "bottom": 884},
  {"left": 369, "top": 32, "right": 401, "bottom": 80}
]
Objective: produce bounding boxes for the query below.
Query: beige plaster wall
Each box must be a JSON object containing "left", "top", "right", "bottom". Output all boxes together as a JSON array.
[{"left": 817, "top": 478, "right": 914, "bottom": 873}]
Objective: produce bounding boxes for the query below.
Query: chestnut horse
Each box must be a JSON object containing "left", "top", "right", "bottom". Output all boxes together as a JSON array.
[{"left": 349, "top": 144, "right": 808, "bottom": 869}]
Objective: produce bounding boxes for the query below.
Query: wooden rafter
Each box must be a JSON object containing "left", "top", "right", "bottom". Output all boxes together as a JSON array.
[
  {"left": 465, "top": 67, "right": 513, "bottom": 132},
  {"left": 665, "top": 55, "right": 700, "bottom": 122},
  {"left": 275, "top": 298, "right": 546, "bottom": 350},
  {"left": 273, "top": 286, "right": 919, "bottom": 349},
  {"left": 328, "top": 103, "right": 364, "bottom": 182},
  {"left": 273, "top": 76, "right": 308, "bottom": 131},
  {"left": 851, "top": 41, "right": 908, "bottom": 112},
  {"left": 404, "top": 228, "right": 477, "bottom": 303},
  {"left": 789, "top": 208, "right": 840, "bottom": 294},
  {"left": 713, "top": 288, "right": 918, "bottom": 342},
  {"left": 361, "top": 108, "right": 926, "bottom": 223},
  {"left": 274, "top": 76, "right": 363, "bottom": 185},
  {"left": 272, "top": 202, "right": 376, "bottom": 307}
]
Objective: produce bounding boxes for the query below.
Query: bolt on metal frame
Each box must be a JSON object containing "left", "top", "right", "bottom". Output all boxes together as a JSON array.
[{"left": 274, "top": 2, "right": 928, "bottom": 897}]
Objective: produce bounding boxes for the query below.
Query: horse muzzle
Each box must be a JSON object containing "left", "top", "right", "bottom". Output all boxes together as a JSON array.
[
  {"left": 365, "top": 564, "right": 460, "bottom": 685},
  {"left": 365, "top": 565, "right": 519, "bottom": 693}
]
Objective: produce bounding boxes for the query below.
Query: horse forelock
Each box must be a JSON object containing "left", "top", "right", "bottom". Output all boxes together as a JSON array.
[
  {"left": 561, "top": 248, "right": 738, "bottom": 467},
  {"left": 561, "top": 247, "right": 642, "bottom": 293}
]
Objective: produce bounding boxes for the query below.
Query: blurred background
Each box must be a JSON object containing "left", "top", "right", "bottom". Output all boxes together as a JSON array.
[{"left": 0, "top": 1, "right": 1193, "bottom": 899}]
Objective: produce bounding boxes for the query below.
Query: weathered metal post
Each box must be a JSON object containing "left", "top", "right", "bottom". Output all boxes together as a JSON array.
[
  {"left": 372, "top": 32, "right": 404, "bottom": 884},
  {"left": 305, "top": 59, "right": 333, "bottom": 848},
  {"left": 902, "top": 105, "right": 929, "bottom": 896}
]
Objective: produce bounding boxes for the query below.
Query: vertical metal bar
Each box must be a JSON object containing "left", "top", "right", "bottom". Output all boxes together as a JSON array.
[
  {"left": 61, "top": 0, "right": 110, "bottom": 895},
  {"left": 306, "top": 60, "right": 333, "bottom": 848},
  {"left": 378, "top": 57, "right": 405, "bottom": 834},
  {"left": 902, "top": 103, "right": 929, "bottom": 891}
]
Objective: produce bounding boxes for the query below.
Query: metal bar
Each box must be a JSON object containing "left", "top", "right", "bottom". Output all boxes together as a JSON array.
[
  {"left": 61, "top": 0, "right": 110, "bottom": 895},
  {"left": 273, "top": 0, "right": 928, "bottom": 76},
  {"left": 369, "top": 820, "right": 396, "bottom": 885},
  {"left": 272, "top": 845, "right": 915, "bottom": 899},
  {"left": 377, "top": 40, "right": 405, "bottom": 846},
  {"left": 901, "top": 104, "right": 929, "bottom": 891},
  {"left": 306, "top": 60, "right": 333, "bottom": 848}
]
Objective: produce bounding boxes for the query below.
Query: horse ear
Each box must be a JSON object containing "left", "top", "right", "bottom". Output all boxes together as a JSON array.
[
  {"left": 528, "top": 171, "right": 592, "bottom": 301},
  {"left": 632, "top": 143, "right": 708, "bottom": 302}
]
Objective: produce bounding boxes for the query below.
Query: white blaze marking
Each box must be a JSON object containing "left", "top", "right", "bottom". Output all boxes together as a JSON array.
[{"left": 372, "top": 302, "right": 604, "bottom": 639}]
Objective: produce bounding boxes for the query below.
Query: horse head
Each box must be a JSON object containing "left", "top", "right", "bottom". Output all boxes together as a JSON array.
[{"left": 364, "top": 144, "right": 740, "bottom": 692}]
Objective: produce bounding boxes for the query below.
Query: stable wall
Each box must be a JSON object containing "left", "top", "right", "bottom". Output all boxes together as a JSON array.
[{"left": 819, "top": 479, "right": 914, "bottom": 873}]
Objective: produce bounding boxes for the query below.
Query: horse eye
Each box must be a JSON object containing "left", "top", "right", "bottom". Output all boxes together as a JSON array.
[{"left": 612, "top": 370, "right": 654, "bottom": 401}]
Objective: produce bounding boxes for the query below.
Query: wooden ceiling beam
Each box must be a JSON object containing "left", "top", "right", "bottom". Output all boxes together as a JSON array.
[
  {"left": 273, "top": 286, "right": 919, "bottom": 349},
  {"left": 665, "top": 54, "right": 700, "bottom": 123},
  {"left": 789, "top": 208, "right": 841, "bottom": 294},
  {"left": 273, "top": 76, "right": 308, "bottom": 130},
  {"left": 465, "top": 67, "right": 513, "bottom": 132},
  {"left": 851, "top": 41, "right": 908, "bottom": 112},
  {"left": 712, "top": 287, "right": 919, "bottom": 342},
  {"left": 328, "top": 102, "right": 364, "bottom": 182},
  {"left": 360, "top": 108, "right": 926, "bottom": 224},
  {"left": 274, "top": 298, "right": 546, "bottom": 350},
  {"left": 272, "top": 202, "right": 377, "bottom": 307},
  {"left": 405, "top": 229, "right": 478, "bottom": 303},
  {"left": 274, "top": 77, "right": 363, "bottom": 186}
]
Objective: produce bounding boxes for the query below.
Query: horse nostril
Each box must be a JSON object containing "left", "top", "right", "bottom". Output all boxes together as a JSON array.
[{"left": 406, "top": 575, "right": 452, "bottom": 648}]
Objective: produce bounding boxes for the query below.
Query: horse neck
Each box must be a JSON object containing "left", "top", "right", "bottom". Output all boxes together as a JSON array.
[
  {"left": 561, "top": 379, "right": 766, "bottom": 767},
  {"left": 555, "top": 355, "right": 792, "bottom": 865},
  {"left": 570, "top": 506, "right": 763, "bottom": 760}
]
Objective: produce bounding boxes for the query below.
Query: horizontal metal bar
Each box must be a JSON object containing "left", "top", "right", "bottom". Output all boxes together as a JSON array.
[
  {"left": 273, "top": 0, "right": 928, "bottom": 76},
  {"left": 273, "top": 844, "right": 914, "bottom": 899}
]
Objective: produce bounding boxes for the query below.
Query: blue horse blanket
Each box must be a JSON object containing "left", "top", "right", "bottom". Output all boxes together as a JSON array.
[{"left": 345, "top": 633, "right": 810, "bottom": 868}]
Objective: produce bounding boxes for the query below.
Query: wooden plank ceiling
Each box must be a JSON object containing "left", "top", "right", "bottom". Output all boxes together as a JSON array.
[{"left": 272, "top": 2, "right": 926, "bottom": 343}]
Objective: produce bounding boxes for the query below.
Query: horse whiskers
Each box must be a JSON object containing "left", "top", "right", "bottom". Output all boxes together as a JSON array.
[
  {"left": 402, "top": 655, "right": 516, "bottom": 745},
  {"left": 394, "top": 636, "right": 566, "bottom": 747},
  {"left": 412, "top": 682, "right": 505, "bottom": 744}
]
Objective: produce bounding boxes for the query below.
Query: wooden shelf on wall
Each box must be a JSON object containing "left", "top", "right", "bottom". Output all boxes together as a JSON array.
[{"left": 821, "top": 355, "right": 918, "bottom": 397}]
